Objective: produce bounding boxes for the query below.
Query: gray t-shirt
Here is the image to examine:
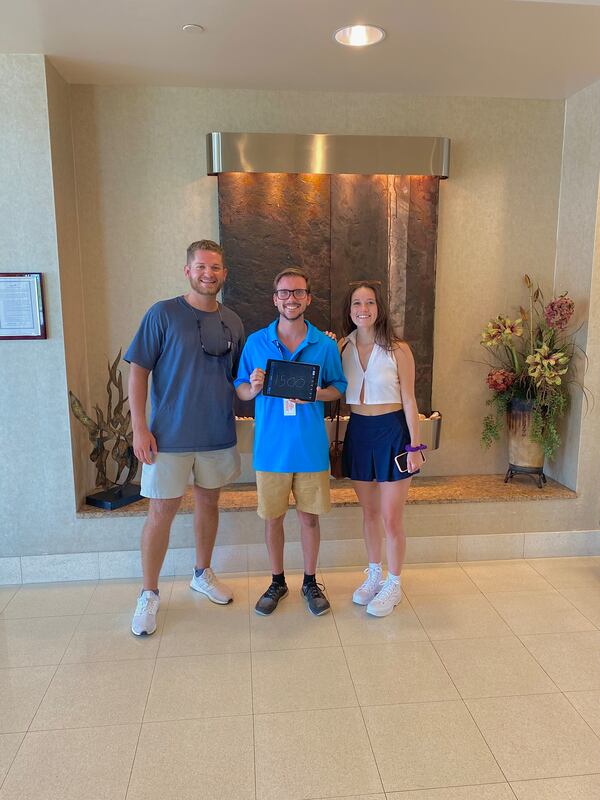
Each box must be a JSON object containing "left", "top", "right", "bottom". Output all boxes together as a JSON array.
[{"left": 124, "top": 296, "right": 245, "bottom": 452}]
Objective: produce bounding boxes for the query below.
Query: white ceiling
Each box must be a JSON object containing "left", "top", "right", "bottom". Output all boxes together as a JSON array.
[{"left": 3, "top": 0, "right": 600, "bottom": 99}]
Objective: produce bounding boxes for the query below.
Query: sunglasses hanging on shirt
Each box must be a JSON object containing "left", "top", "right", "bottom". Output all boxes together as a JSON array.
[{"left": 190, "top": 304, "right": 233, "bottom": 357}]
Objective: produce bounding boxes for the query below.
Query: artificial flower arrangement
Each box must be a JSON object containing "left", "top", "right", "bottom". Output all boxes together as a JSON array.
[{"left": 480, "top": 275, "right": 580, "bottom": 460}]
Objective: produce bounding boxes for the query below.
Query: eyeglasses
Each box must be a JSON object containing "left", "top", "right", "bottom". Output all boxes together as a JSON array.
[
  {"left": 274, "top": 289, "right": 309, "bottom": 300},
  {"left": 195, "top": 306, "right": 233, "bottom": 358}
]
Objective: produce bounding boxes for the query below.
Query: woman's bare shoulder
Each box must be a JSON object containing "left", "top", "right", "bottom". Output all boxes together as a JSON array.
[{"left": 392, "top": 340, "right": 413, "bottom": 357}]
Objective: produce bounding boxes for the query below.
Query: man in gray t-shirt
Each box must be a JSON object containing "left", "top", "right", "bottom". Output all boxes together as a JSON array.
[{"left": 124, "top": 240, "right": 245, "bottom": 637}]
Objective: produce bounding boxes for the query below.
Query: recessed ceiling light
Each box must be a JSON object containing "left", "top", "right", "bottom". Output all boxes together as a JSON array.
[
  {"left": 333, "top": 25, "right": 385, "bottom": 47},
  {"left": 182, "top": 24, "right": 205, "bottom": 33}
]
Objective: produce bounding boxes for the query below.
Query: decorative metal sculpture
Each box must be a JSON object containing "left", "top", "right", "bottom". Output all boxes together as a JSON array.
[{"left": 69, "top": 351, "right": 140, "bottom": 508}]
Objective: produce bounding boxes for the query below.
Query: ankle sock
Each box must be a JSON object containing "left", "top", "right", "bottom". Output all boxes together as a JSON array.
[
  {"left": 303, "top": 573, "right": 316, "bottom": 587},
  {"left": 272, "top": 572, "right": 286, "bottom": 587},
  {"left": 387, "top": 571, "right": 401, "bottom": 584},
  {"left": 369, "top": 562, "right": 383, "bottom": 572},
  {"left": 194, "top": 567, "right": 205, "bottom": 578},
  {"left": 141, "top": 588, "right": 159, "bottom": 596}
]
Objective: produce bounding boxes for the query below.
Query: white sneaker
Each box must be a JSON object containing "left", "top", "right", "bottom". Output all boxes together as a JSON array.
[
  {"left": 366, "top": 577, "right": 402, "bottom": 617},
  {"left": 190, "top": 567, "right": 233, "bottom": 604},
  {"left": 352, "top": 565, "right": 383, "bottom": 605},
  {"left": 131, "top": 590, "right": 160, "bottom": 636}
]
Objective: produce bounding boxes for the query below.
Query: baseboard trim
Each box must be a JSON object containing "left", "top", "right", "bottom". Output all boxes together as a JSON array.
[{"left": 2, "top": 530, "right": 599, "bottom": 584}]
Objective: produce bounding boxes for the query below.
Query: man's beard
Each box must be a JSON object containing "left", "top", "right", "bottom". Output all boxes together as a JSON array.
[{"left": 190, "top": 278, "right": 221, "bottom": 296}]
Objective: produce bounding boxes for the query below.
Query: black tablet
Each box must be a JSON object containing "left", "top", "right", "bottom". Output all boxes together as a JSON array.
[{"left": 262, "top": 359, "right": 320, "bottom": 401}]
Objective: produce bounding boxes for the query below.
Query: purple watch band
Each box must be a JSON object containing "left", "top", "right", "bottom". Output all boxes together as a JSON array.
[{"left": 405, "top": 443, "right": 427, "bottom": 452}]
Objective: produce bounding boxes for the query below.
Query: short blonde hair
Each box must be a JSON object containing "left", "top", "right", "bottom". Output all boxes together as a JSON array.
[{"left": 186, "top": 239, "right": 224, "bottom": 264}]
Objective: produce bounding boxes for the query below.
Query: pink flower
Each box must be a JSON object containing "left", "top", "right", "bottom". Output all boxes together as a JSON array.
[
  {"left": 544, "top": 295, "right": 574, "bottom": 331},
  {"left": 486, "top": 369, "right": 516, "bottom": 392}
]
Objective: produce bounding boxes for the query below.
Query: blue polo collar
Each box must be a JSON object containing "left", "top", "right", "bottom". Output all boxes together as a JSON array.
[{"left": 267, "top": 319, "right": 320, "bottom": 345}]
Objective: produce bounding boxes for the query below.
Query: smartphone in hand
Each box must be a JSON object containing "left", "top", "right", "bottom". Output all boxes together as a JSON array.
[{"left": 394, "top": 450, "right": 426, "bottom": 473}]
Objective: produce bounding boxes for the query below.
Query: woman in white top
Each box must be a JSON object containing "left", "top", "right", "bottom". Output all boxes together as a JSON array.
[{"left": 339, "top": 281, "right": 422, "bottom": 617}]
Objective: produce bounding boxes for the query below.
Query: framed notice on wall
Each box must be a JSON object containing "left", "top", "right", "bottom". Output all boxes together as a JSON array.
[{"left": 0, "top": 273, "right": 46, "bottom": 340}]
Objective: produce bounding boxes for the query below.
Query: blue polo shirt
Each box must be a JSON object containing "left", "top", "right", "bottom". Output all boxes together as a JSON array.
[{"left": 235, "top": 320, "right": 347, "bottom": 473}]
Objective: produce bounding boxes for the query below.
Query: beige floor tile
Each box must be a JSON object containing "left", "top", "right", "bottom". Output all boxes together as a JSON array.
[
  {"left": 0, "top": 588, "right": 18, "bottom": 614},
  {"left": 254, "top": 707, "right": 382, "bottom": 800},
  {"left": 434, "top": 636, "right": 558, "bottom": 699},
  {"left": 402, "top": 564, "right": 480, "bottom": 596},
  {"left": 0, "top": 582, "right": 96, "bottom": 619},
  {"left": 486, "top": 590, "right": 595, "bottom": 635},
  {"left": 309, "top": 795, "right": 385, "bottom": 800},
  {"left": 321, "top": 564, "right": 479, "bottom": 599},
  {"left": 250, "top": 596, "right": 340, "bottom": 652},
  {"left": 127, "top": 717, "right": 254, "bottom": 800},
  {"left": 331, "top": 594, "right": 428, "bottom": 646},
  {"left": 62, "top": 612, "right": 162, "bottom": 663},
  {"left": 387, "top": 785, "right": 515, "bottom": 800},
  {"left": 0, "top": 733, "right": 24, "bottom": 784},
  {"left": 511, "top": 774, "right": 600, "bottom": 799},
  {"left": 31, "top": 659, "right": 154, "bottom": 730},
  {"left": 345, "top": 642, "right": 459, "bottom": 706},
  {"left": 520, "top": 631, "right": 600, "bottom": 691},
  {"left": 558, "top": 586, "right": 600, "bottom": 626},
  {"left": 168, "top": 573, "right": 249, "bottom": 611},
  {"left": 461, "top": 561, "right": 553, "bottom": 593},
  {"left": 527, "top": 557, "right": 600, "bottom": 589},
  {"left": 85, "top": 578, "right": 172, "bottom": 615},
  {"left": 159, "top": 604, "right": 250, "bottom": 657},
  {"left": 409, "top": 594, "right": 512, "bottom": 640},
  {"left": 0, "top": 666, "right": 55, "bottom": 733},
  {"left": 363, "top": 700, "right": 503, "bottom": 792},
  {"left": 467, "top": 693, "right": 600, "bottom": 780},
  {"left": 145, "top": 652, "right": 252, "bottom": 721},
  {"left": 0, "top": 617, "right": 79, "bottom": 668},
  {"left": 252, "top": 646, "right": 357, "bottom": 713},
  {"left": 319, "top": 568, "right": 376, "bottom": 597},
  {"left": 566, "top": 690, "right": 600, "bottom": 735},
  {"left": 0, "top": 725, "right": 139, "bottom": 800}
]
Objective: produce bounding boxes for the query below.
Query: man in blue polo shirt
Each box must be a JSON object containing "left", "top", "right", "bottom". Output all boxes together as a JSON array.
[{"left": 235, "top": 267, "right": 347, "bottom": 616}]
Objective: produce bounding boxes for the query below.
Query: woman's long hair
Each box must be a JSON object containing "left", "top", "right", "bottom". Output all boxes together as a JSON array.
[{"left": 341, "top": 281, "right": 401, "bottom": 351}]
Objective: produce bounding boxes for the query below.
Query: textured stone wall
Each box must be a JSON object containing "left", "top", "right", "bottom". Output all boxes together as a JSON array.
[{"left": 219, "top": 172, "right": 440, "bottom": 414}]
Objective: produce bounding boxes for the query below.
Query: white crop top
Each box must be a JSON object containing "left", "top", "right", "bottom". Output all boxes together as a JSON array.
[{"left": 342, "top": 330, "right": 403, "bottom": 405}]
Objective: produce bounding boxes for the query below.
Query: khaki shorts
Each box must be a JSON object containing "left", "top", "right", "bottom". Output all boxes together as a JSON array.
[
  {"left": 141, "top": 447, "right": 241, "bottom": 499},
  {"left": 256, "top": 470, "right": 331, "bottom": 520}
]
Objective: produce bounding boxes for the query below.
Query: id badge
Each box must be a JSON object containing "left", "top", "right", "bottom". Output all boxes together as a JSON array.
[{"left": 283, "top": 398, "right": 297, "bottom": 416}]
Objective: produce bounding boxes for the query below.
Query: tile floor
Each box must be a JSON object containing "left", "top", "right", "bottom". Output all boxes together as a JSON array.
[{"left": 1, "top": 557, "right": 600, "bottom": 799}]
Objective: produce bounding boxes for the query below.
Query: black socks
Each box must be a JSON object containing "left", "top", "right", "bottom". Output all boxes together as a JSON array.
[{"left": 272, "top": 573, "right": 316, "bottom": 587}]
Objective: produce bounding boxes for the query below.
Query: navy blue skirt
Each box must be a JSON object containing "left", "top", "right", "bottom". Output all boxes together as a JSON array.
[{"left": 342, "top": 410, "right": 416, "bottom": 482}]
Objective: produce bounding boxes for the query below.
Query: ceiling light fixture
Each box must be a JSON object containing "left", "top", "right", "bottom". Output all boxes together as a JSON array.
[
  {"left": 333, "top": 24, "right": 385, "bottom": 47},
  {"left": 182, "top": 24, "right": 205, "bottom": 33}
]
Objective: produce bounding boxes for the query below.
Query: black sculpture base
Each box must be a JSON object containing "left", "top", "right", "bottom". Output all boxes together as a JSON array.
[
  {"left": 85, "top": 483, "right": 142, "bottom": 510},
  {"left": 504, "top": 464, "right": 547, "bottom": 489}
]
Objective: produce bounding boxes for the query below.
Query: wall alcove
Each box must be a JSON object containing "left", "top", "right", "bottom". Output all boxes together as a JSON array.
[{"left": 210, "top": 132, "right": 451, "bottom": 415}]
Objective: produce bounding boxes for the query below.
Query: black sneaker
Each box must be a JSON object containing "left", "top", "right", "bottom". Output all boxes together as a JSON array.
[
  {"left": 301, "top": 581, "right": 331, "bottom": 616},
  {"left": 255, "top": 582, "right": 289, "bottom": 616}
]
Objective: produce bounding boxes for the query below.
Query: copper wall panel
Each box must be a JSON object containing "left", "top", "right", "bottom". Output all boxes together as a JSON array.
[
  {"left": 330, "top": 174, "right": 389, "bottom": 335},
  {"left": 404, "top": 177, "right": 439, "bottom": 414},
  {"left": 218, "top": 173, "right": 330, "bottom": 335},
  {"left": 217, "top": 172, "right": 439, "bottom": 416}
]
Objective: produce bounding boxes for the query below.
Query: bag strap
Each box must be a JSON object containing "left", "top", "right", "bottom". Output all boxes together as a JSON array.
[
  {"left": 330, "top": 338, "right": 348, "bottom": 426},
  {"left": 333, "top": 399, "right": 341, "bottom": 440},
  {"left": 332, "top": 339, "right": 349, "bottom": 429}
]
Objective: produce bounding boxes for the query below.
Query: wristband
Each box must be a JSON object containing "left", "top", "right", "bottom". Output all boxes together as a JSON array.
[{"left": 405, "top": 443, "right": 427, "bottom": 452}]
